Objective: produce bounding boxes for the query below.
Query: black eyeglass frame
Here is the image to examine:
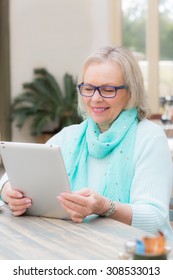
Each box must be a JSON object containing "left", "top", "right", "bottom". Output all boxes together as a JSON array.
[{"left": 77, "top": 83, "right": 127, "bottom": 98}]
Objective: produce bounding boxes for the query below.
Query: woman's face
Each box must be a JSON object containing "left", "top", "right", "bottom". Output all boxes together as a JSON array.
[{"left": 83, "top": 61, "right": 130, "bottom": 132}]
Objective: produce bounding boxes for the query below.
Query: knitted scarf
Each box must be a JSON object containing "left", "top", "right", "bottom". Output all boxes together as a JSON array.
[{"left": 61, "top": 108, "right": 138, "bottom": 203}]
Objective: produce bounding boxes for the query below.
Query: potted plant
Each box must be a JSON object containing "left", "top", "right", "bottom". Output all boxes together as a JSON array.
[{"left": 11, "top": 68, "right": 82, "bottom": 142}]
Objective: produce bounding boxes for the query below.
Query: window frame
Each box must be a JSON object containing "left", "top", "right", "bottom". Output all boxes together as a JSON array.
[
  {"left": 109, "top": 0, "right": 160, "bottom": 113},
  {"left": 0, "top": 0, "right": 11, "bottom": 142}
]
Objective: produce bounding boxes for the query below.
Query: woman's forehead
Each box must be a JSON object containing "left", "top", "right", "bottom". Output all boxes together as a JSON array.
[{"left": 84, "top": 61, "right": 124, "bottom": 83}]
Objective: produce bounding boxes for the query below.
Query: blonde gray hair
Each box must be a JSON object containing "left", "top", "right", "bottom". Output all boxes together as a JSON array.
[{"left": 77, "top": 46, "right": 150, "bottom": 120}]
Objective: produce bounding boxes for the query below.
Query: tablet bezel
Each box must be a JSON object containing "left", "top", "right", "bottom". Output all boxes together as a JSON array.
[{"left": 0, "top": 141, "right": 71, "bottom": 219}]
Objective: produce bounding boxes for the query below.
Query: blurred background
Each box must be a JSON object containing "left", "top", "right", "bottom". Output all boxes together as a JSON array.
[{"left": 0, "top": 0, "right": 173, "bottom": 143}]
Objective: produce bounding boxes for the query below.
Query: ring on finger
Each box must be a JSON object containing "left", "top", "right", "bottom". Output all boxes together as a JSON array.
[
  {"left": 9, "top": 204, "right": 14, "bottom": 212},
  {"left": 81, "top": 214, "right": 86, "bottom": 219}
]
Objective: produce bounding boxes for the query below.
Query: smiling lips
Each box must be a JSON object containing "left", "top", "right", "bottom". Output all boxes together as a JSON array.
[{"left": 91, "top": 107, "right": 110, "bottom": 113}]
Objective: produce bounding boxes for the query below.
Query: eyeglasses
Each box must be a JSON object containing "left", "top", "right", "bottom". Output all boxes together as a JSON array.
[{"left": 78, "top": 83, "right": 127, "bottom": 98}]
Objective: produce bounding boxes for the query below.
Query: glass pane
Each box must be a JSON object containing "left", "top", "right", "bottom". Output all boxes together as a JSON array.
[
  {"left": 159, "top": 0, "right": 173, "bottom": 61},
  {"left": 122, "top": 0, "right": 148, "bottom": 94},
  {"left": 159, "top": 0, "right": 173, "bottom": 96},
  {"left": 159, "top": 0, "right": 173, "bottom": 124},
  {"left": 122, "top": 0, "right": 147, "bottom": 59}
]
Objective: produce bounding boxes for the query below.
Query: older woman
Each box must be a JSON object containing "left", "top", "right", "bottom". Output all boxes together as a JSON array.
[{"left": 0, "top": 46, "right": 173, "bottom": 240}]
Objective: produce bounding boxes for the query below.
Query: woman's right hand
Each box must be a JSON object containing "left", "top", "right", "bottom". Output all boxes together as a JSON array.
[{"left": 1, "top": 181, "right": 32, "bottom": 216}]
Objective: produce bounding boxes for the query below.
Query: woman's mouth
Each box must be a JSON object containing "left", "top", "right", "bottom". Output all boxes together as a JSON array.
[{"left": 91, "top": 107, "right": 109, "bottom": 113}]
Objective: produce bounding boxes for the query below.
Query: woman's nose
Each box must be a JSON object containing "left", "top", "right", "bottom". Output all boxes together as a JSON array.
[{"left": 91, "top": 90, "right": 103, "bottom": 101}]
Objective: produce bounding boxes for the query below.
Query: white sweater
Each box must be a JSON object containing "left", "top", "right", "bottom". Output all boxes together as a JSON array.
[
  {"left": 1, "top": 119, "right": 173, "bottom": 240},
  {"left": 47, "top": 119, "right": 173, "bottom": 240}
]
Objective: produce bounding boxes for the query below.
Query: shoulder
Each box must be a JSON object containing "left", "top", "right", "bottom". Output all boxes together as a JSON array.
[
  {"left": 134, "top": 119, "right": 170, "bottom": 160},
  {"left": 46, "top": 121, "right": 86, "bottom": 146},
  {"left": 136, "top": 119, "right": 166, "bottom": 142},
  {"left": 47, "top": 124, "right": 80, "bottom": 145}
]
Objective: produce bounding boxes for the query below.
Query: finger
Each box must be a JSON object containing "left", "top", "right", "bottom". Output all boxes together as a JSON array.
[
  {"left": 9, "top": 202, "right": 31, "bottom": 213},
  {"left": 74, "top": 188, "right": 91, "bottom": 196},
  {"left": 9, "top": 198, "right": 32, "bottom": 207},
  {"left": 58, "top": 195, "right": 87, "bottom": 214},
  {"left": 7, "top": 188, "right": 23, "bottom": 199},
  {"left": 61, "top": 188, "right": 91, "bottom": 197},
  {"left": 59, "top": 193, "right": 88, "bottom": 206},
  {"left": 13, "top": 209, "right": 27, "bottom": 217},
  {"left": 59, "top": 201, "right": 85, "bottom": 223}
]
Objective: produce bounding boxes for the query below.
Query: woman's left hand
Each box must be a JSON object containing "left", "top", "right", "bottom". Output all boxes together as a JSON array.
[{"left": 57, "top": 188, "right": 109, "bottom": 222}]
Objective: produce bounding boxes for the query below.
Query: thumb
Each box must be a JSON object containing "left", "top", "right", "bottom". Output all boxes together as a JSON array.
[
  {"left": 8, "top": 187, "right": 23, "bottom": 199},
  {"left": 74, "top": 188, "right": 91, "bottom": 197}
]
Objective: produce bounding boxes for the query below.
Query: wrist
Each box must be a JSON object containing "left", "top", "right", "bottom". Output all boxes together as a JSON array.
[
  {"left": 100, "top": 199, "right": 116, "bottom": 217},
  {"left": 0, "top": 181, "right": 9, "bottom": 202}
]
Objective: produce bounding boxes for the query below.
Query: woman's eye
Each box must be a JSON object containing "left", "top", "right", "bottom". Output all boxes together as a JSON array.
[
  {"left": 85, "top": 87, "right": 93, "bottom": 91},
  {"left": 103, "top": 88, "right": 114, "bottom": 93}
]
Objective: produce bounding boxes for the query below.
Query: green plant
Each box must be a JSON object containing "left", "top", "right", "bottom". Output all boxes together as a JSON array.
[{"left": 11, "top": 68, "right": 82, "bottom": 136}]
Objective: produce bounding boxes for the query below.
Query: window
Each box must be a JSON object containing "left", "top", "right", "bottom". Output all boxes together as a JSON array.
[
  {"left": 0, "top": 0, "right": 11, "bottom": 141},
  {"left": 159, "top": 0, "right": 173, "bottom": 98},
  {"left": 122, "top": 0, "right": 147, "bottom": 58},
  {"left": 111, "top": 0, "right": 173, "bottom": 113},
  {"left": 122, "top": 0, "right": 148, "bottom": 98}
]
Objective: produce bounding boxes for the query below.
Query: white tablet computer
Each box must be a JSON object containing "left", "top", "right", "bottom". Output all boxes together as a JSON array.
[{"left": 0, "top": 141, "right": 71, "bottom": 219}]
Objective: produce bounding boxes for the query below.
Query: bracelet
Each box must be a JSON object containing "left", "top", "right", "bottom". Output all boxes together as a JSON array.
[{"left": 100, "top": 200, "right": 115, "bottom": 217}]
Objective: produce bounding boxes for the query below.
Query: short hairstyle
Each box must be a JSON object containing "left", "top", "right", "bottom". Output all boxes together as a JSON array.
[{"left": 77, "top": 46, "right": 150, "bottom": 120}]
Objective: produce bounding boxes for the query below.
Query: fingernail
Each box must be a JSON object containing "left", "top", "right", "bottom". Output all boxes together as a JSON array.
[
  {"left": 26, "top": 204, "right": 32, "bottom": 208},
  {"left": 16, "top": 193, "right": 23, "bottom": 198},
  {"left": 25, "top": 199, "right": 31, "bottom": 203}
]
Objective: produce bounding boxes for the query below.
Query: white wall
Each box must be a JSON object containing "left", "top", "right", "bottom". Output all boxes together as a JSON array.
[{"left": 10, "top": 0, "right": 110, "bottom": 142}]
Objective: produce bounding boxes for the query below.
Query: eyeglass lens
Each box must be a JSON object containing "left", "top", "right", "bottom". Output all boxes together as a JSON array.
[{"left": 80, "top": 85, "right": 116, "bottom": 98}]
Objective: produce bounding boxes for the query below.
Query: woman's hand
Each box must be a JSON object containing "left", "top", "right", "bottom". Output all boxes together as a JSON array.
[
  {"left": 58, "top": 188, "right": 109, "bottom": 223},
  {"left": 1, "top": 181, "right": 32, "bottom": 216}
]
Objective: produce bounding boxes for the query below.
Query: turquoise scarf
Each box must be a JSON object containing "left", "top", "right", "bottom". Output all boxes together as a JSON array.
[{"left": 61, "top": 108, "right": 138, "bottom": 203}]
